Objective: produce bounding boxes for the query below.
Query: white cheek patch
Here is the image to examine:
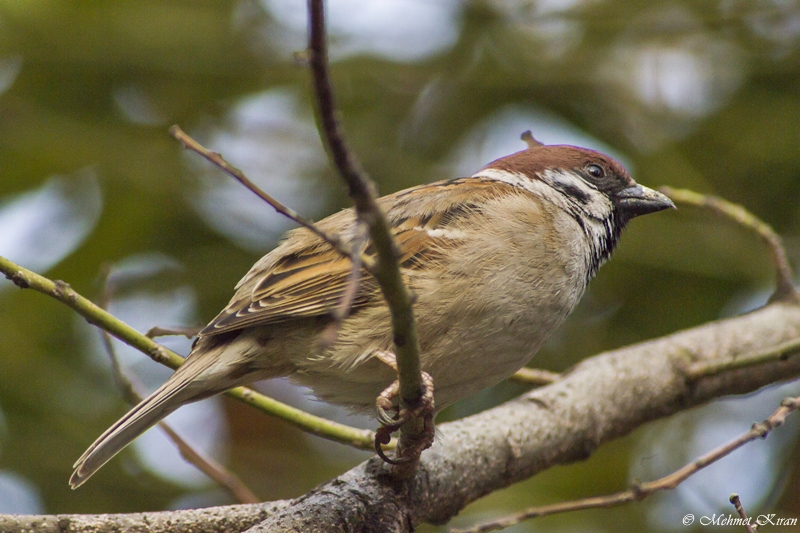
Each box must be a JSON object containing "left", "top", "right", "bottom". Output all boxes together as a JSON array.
[
  {"left": 472, "top": 168, "right": 560, "bottom": 202},
  {"left": 472, "top": 167, "right": 619, "bottom": 277},
  {"left": 472, "top": 168, "right": 613, "bottom": 220},
  {"left": 540, "top": 168, "right": 597, "bottom": 194},
  {"left": 471, "top": 168, "right": 529, "bottom": 187},
  {"left": 539, "top": 169, "right": 613, "bottom": 220}
]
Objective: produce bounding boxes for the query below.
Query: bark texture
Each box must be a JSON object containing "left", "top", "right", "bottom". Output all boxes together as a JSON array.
[{"left": 3, "top": 300, "right": 800, "bottom": 533}]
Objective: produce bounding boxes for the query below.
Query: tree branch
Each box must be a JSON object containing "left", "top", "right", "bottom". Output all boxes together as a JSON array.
[
  {"left": 729, "top": 494, "right": 756, "bottom": 533},
  {"left": 169, "top": 125, "right": 373, "bottom": 271},
  {"left": 661, "top": 187, "right": 798, "bottom": 303},
  {"left": 452, "top": 395, "right": 800, "bottom": 532},
  {"left": 687, "top": 335, "right": 800, "bottom": 379},
  {"left": 240, "top": 298, "right": 800, "bottom": 532},
  {"left": 510, "top": 367, "right": 561, "bottom": 386},
  {"left": 0, "top": 255, "right": 378, "bottom": 451},
  {"left": 97, "top": 266, "right": 259, "bottom": 504},
  {"left": 0, "top": 502, "right": 290, "bottom": 533},
  {"left": 306, "top": 0, "right": 426, "bottom": 468},
  {"left": 7, "top": 297, "right": 797, "bottom": 532}
]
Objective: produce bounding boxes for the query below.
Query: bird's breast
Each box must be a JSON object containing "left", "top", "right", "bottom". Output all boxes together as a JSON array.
[{"left": 409, "top": 199, "right": 594, "bottom": 408}]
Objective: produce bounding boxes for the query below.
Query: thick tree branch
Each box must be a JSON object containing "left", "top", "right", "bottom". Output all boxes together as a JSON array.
[
  {"left": 0, "top": 502, "right": 290, "bottom": 533},
  {"left": 244, "top": 299, "right": 800, "bottom": 532},
  {"left": 453, "top": 395, "right": 800, "bottom": 532},
  {"left": 6, "top": 299, "right": 798, "bottom": 532}
]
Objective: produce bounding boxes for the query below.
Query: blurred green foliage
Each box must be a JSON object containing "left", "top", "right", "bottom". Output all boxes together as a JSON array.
[{"left": 0, "top": 0, "right": 799, "bottom": 531}]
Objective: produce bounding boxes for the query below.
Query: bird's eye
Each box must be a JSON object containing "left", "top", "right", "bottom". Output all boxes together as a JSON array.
[{"left": 586, "top": 164, "right": 604, "bottom": 178}]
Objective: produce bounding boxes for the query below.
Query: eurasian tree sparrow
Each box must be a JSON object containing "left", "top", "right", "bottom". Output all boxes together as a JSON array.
[{"left": 70, "top": 141, "right": 674, "bottom": 487}]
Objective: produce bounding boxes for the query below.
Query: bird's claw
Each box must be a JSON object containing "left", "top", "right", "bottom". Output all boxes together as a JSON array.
[
  {"left": 373, "top": 371, "right": 436, "bottom": 466},
  {"left": 376, "top": 380, "right": 400, "bottom": 426}
]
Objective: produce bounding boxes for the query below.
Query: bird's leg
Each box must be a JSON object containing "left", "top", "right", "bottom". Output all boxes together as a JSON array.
[{"left": 373, "top": 351, "right": 436, "bottom": 466}]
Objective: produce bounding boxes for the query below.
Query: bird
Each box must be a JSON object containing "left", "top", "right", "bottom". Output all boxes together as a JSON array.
[{"left": 70, "top": 138, "right": 674, "bottom": 488}]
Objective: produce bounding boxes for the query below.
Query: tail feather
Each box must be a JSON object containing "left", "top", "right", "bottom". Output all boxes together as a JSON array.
[
  {"left": 70, "top": 330, "right": 288, "bottom": 488},
  {"left": 70, "top": 357, "right": 217, "bottom": 488}
]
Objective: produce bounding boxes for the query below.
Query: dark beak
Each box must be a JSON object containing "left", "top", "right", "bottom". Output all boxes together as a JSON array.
[{"left": 616, "top": 184, "right": 675, "bottom": 219}]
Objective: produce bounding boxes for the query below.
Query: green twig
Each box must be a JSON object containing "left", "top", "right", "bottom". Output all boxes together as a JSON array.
[
  {"left": 0, "top": 254, "right": 380, "bottom": 451},
  {"left": 97, "top": 266, "right": 260, "bottom": 504},
  {"left": 660, "top": 187, "right": 798, "bottom": 303}
]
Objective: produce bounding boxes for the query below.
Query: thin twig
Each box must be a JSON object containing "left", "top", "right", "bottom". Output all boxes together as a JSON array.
[
  {"left": 307, "top": 0, "right": 426, "bottom": 472},
  {"left": 452, "top": 396, "right": 800, "bottom": 533},
  {"left": 729, "top": 494, "right": 756, "bottom": 533},
  {"left": 96, "top": 266, "right": 260, "bottom": 504},
  {"left": 520, "top": 130, "right": 543, "bottom": 148},
  {"left": 105, "top": 336, "right": 261, "bottom": 504},
  {"left": 510, "top": 367, "right": 561, "bottom": 386},
  {"left": 169, "top": 125, "right": 373, "bottom": 271},
  {"left": 660, "top": 187, "right": 798, "bottom": 303},
  {"left": 0, "top": 254, "right": 379, "bottom": 450},
  {"left": 145, "top": 325, "right": 202, "bottom": 339},
  {"left": 96, "top": 266, "right": 140, "bottom": 405},
  {"left": 158, "top": 423, "right": 260, "bottom": 504}
]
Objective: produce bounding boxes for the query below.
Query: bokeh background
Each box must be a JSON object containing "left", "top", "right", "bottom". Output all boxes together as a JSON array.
[{"left": 0, "top": 0, "right": 799, "bottom": 531}]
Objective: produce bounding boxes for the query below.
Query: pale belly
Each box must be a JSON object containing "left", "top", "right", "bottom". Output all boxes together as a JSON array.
[
  {"left": 288, "top": 205, "right": 592, "bottom": 413},
  {"left": 289, "top": 269, "right": 585, "bottom": 413}
]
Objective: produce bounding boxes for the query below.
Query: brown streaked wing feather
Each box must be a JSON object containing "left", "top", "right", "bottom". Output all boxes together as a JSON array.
[
  {"left": 200, "top": 178, "right": 520, "bottom": 336},
  {"left": 200, "top": 247, "right": 376, "bottom": 334}
]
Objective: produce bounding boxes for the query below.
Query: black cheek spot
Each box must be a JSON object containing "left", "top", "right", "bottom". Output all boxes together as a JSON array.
[{"left": 558, "top": 182, "right": 590, "bottom": 205}]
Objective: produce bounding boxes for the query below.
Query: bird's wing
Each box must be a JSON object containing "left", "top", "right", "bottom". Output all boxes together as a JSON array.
[{"left": 199, "top": 178, "right": 517, "bottom": 335}]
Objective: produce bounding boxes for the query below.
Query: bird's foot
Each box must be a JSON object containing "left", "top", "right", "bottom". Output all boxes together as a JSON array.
[{"left": 374, "top": 370, "right": 435, "bottom": 466}]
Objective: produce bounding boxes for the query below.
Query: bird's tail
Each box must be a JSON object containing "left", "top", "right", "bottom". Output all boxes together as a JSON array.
[{"left": 70, "top": 350, "right": 233, "bottom": 489}]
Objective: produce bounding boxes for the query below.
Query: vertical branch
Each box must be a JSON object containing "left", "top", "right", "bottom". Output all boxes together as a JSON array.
[
  {"left": 306, "top": 0, "right": 426, "bottom": 462},
  {"left": 307, "top": 1, "right": 375, "bottom": 207},
  {"left": 729, "top": 494, "right": 756, "bottom": 533}
]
